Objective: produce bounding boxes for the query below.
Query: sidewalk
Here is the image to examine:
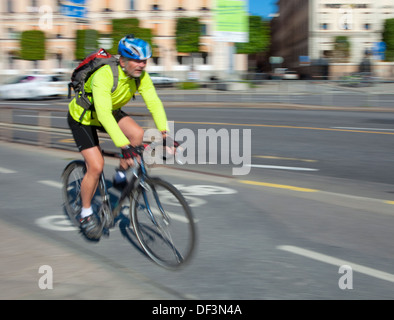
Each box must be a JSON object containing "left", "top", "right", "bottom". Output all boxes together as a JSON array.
[{"left": 0, "top": 218, "right": 178, "bottom": 300}]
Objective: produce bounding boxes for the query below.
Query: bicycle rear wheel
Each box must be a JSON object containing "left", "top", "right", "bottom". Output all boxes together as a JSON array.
[
  {"left": 130, "top": 177, "right": 197, "bottom": 269},
  {"left": 62, "top": 161, "right": 86, "bottom": 227},
  {"left": 62, "top": 160, "right": 108, "bottom": 229}
]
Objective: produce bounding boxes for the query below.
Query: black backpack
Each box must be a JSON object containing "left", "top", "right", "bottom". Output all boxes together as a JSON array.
[{"left": 68, "top": 48, "right": 140, "bottom": 121}]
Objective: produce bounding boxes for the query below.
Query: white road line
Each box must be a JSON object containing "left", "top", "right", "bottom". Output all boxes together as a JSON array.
[
  {"left": 332, "top": 127, "right": 394, "bottom": 132},
  {"left": 246, "top": 164, "right": 319, "bottom": 172},
  {"left": 38, "top": 180, "right": 62, "bottom": 189},
  {"left": 15, "top": 115, "right": 66, "bottom": 119},
  {"left": 0, "top": 102, "right": 47, "bottom": 105},
  {"left": 0, "top": 167, "right": 16, "bottom": 173},
  {"left": 278, "top": 245, "right": 394, "bottom": 283}
]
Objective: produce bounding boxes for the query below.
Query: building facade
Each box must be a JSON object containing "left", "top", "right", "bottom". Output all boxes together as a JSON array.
[
  {"left": 0, "top": 0, "right": 247, "bottom": 80},
  {"left": 271, "top": 0, "right": 394, "bottom": 78}
]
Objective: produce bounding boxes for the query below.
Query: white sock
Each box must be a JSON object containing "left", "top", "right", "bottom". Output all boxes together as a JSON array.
[{"left": 81, "top": 207, "right": 93, "bottom": 218}]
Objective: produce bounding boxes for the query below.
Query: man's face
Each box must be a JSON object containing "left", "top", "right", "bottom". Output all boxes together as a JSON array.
[{"left": 121, "top": 57, "right": 147, "bottom": 78}]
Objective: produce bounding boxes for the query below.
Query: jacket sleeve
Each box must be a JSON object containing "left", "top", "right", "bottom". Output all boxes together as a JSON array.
[
  {"left": 90, "top": 67, "right": 130, "bottom": 147},
  {"left": 138, "top": 72, "right": 169, "bottom": 132}
]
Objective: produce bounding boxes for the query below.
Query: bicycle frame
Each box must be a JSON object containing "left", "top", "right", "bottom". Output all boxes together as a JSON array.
[
  {"left": 97, "top": 145, "right": 176, "bottom": 230},
  {"left": 109, "top": 149, "right": 149, "bottom": 220}
]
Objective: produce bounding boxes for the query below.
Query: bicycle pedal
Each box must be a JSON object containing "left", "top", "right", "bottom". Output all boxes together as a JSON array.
[{"left": 102, "top": 228, "right": 110, "bottom": 237}]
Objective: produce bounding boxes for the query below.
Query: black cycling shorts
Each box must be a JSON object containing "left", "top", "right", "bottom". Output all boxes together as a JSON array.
[{"left": 67, "top": 109, "right": 128, "bottom": 151}]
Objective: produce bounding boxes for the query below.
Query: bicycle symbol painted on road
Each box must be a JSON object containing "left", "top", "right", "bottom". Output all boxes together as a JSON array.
[{"left": 35, "top": 184, "right": 238, "bottom": 231}]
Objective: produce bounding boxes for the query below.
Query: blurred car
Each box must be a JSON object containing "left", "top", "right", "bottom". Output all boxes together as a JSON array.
[
  {"left": 149, "top": 73, "right": 179, "bottom": 86},
  {"left": 282, "top": 70, "right": 299, "bottom": 80},
  {"left": 0, "top": 74, "right": 68, "bottom": 100}
]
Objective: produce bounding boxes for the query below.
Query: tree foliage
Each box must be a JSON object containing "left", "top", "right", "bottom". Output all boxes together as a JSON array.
[
  {"left": 20, "top": 30, "right": 46, "bottom": 60},
  {"left": 382, "top": 18, "right": 394, "bottom": 61},
  {"left": 110, "top": 18, "right": 153, "bottom": 55},
  {"left": 175, "top": 17, "right": 201, "bottom": 53},
  {"left": 235, "top": 16, "right": 270, "bottom": 54},
  {"left": 75, "top": 29, "right": 99, "bottom": 60},
  {"left": 333, "top": 36, "right": 351, "bottom": 62}
]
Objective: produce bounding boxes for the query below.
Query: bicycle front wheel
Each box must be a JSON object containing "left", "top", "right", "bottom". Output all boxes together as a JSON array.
[{"left": 130, "top": 177, "right": 197, "bottom": 269}]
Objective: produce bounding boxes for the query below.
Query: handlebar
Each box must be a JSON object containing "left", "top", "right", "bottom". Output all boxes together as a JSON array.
[{"left": 101, "top": 141, "right": 184, "bottom": 165}]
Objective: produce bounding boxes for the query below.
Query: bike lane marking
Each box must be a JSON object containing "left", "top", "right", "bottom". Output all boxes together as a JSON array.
[
  {"left": 278, "top": 245, "right": 394, "bottom": 283},
  {"left": 36, "top": 215, "right": 78, "bottom": 231},
  {"left": 0, "top": 167, "right": 17, "bottom": 174},
  {"left": 246, "top": 164, "right": 319, "bottom": 172},
  {"left": 35, "top": 182, "right": 238, "bottom": 231},
  {"left": 39, "top": 180, "right": 63, "bottom": 188}
]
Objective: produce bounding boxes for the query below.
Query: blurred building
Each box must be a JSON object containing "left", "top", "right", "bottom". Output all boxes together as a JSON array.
[
  {"left": 271, "top": 0, "right": 394, "bottom": 79},
  {"left": 0, "top": 0, "right": 247, "bottom": 80}
]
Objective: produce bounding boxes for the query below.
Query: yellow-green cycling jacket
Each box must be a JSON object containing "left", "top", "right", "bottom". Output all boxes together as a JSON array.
[{"left": 68, "top": 64, "right": 168, "bottom": 147}]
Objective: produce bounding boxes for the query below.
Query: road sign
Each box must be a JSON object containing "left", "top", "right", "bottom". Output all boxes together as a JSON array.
[
  {"left": 373, "top": 41, "right": 386, "bottom": 60},
  {"left": 68, "top": 0, "right": 86, "bottom": 4},
  {"left": 214, "top": 0, "right": 249, "bottom": 43},
  {"left": 60, "top": 4, "right": 87, "bottom": 18},
  {"left": 269, "top": 56, "right": 283, "bottom": 64},
  {"left": 299, "top": 55, "right": 310, "bottom": 65}
]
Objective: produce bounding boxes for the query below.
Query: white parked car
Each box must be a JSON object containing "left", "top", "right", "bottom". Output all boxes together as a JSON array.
[
  {"left": 149, "top": 73, "right": 179, "bottom": 86},
  {"left": 0, "top": 74, "right": 68, "bottom": 100},
  {"left": 282, "top": 70, "right": 299, "bottom": 80}
]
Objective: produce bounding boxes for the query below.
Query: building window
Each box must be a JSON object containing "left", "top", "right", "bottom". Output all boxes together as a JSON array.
[
  {"left": 177, "top": 0, "right": 184, "bottom": 10},
  {"left": 7, "top": 0, "right": 13, "bottom": 13},
  {"left": 152, "top": 4, "right": 160, "bottom": 11},
  {"left": 130, "top": 0, "right": 135, "bottom": 10},
  {"left": 201, "top": 24, "right": 208, "bottom": 36},
  {"left": 56, "top": 53, "right": 63, "bottom": 68},
  {"left": 8, "top": 52, "right": 15, "bottom": 69},
  {"left": 320, "top": 23, "right": 329, "bottom": 30},
  {"left": 364, "top": 23, "right": 371, "bottom": 30},
  {"left": 202, "top": 52, "right": 208, "bottom": 65}
]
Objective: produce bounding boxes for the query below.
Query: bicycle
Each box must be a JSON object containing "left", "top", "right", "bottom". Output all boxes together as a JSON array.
[{"left": 61, "top": 143, "right": 197, "bottom": 270}]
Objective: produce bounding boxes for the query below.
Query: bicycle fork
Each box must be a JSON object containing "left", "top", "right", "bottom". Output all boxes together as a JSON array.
[{"left": 141, "top": 185, "right": 183, "bottom": 263}]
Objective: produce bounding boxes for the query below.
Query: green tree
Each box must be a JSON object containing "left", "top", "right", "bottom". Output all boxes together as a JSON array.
[
  {"left": 175, "top": 17, "right": 201, "bottom": 53},
  {"left": 110, "top": 19, "right": 153, "bottom": 55},
  {"left": 20, "top": 30, "right": 46, "bottom": 60},
  {"left": 235, "top": 16, "right": 270, "bottom": 54},
  {"left": 382, "top": 18, "right": 394, "bottom": 61},
  {"left": 75, "top": 29, "right": 99, "bottom": 60},
  {"left": 333, "top": 36, "right": 350, "bottom": 62}
]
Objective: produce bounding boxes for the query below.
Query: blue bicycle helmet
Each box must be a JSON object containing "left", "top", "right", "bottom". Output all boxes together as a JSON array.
[{"left": 118, "top": 34, "right": 152, "bottom": 60}]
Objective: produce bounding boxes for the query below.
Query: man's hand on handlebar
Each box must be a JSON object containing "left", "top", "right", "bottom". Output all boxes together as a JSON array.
[
  {"left": 121, "top": 145, "right": 138, "bottom": 167},
  {"left": 161, "top": 131, "right": 180, "bottom": 155}
]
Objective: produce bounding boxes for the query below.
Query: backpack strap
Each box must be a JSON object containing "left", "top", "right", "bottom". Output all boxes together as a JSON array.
[
  {"left": 109, "top": 60, "right": 119, "bottom": 93},
  {"left": 77, "top": 58, "right": 119, "bottom": 121}
]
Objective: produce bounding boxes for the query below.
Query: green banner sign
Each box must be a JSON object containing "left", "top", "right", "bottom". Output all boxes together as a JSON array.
[{"left": 214, "top": 0, "right": 249, "bottom": 43}]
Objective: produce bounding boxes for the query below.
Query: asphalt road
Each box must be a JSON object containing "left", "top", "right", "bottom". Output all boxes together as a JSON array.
[
  {"left": 1, "top": 141, "right": 394, "bottom": 300},
  {"left": 1, "top": 95, "right": 394, "bottom": 300}
]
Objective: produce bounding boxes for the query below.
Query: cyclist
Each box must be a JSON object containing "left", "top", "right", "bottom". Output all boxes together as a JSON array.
[{"left": 67, "top": 35, "right": 171, "bottom": 239}]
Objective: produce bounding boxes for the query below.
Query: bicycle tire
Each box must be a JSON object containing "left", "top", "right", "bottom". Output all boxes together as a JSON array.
[
  {"left": 62, "top": 160, "right": 86, "bottom": 227},
  {"left": 62, "top": 160, "right": 109, "bottom": 229},
  {"left": 130, "top": 177, "right": 197, "bottom": 269}
]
